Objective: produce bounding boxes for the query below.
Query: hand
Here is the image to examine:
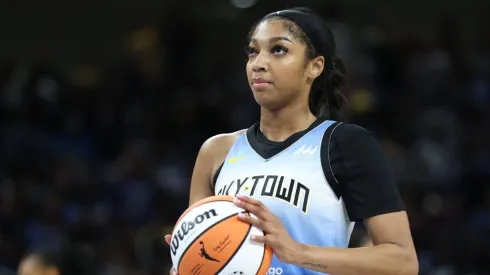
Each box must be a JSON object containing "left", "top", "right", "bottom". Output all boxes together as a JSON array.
[
  {"left": 233, "top": 195, "right": 302, "bottom": 264},
  {"left": 164, "top": 235, "right": 178, "bottom": 275}
]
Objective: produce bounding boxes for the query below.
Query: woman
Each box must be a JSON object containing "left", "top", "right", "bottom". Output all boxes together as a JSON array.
[
  {"left": 166, "top": 7, "right": 418, "bottom": 275},
  {"left": 18, "top": 245, "right": 95, "bottom": 275}
]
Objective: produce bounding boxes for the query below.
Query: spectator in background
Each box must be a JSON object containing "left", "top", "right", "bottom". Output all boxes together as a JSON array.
[{"left": 17, "top": 243, "right": 96, "bottom": 275}]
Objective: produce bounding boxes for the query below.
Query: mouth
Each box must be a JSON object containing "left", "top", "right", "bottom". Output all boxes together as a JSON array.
[{"left": 251, "top": 78, "right": 271, "bottom": 90}]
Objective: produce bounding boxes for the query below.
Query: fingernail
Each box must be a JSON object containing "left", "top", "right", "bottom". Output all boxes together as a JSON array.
[
  {"left": 233, "top": 197, "right": 241, "bottom": 204},
  {"left": 251, "top": 235, "right": 257, "bottom": 240},
  {"left": 238, "top": 213, "right": 246, "bottom": 219}
]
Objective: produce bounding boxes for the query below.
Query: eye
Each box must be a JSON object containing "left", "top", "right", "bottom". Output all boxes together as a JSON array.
[
  {"left": 271, "top": 45, "right": 288, "bottom": 55},
  {"left": 245, "top": 46, "right": 257, "bottom": 56}
]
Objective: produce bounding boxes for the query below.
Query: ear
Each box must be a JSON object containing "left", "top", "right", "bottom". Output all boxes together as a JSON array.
[{"left": 307, "top": 56, "right": 325, "bottom": 80}]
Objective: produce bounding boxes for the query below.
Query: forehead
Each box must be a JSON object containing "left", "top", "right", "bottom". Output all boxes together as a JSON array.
[{"left": 251, "top": 19, "right": 293, "bottom": 41}]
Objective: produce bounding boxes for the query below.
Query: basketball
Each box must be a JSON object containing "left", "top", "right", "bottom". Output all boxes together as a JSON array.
[{"left": 170, "top": 196, "right": 273, "bottom": 275}]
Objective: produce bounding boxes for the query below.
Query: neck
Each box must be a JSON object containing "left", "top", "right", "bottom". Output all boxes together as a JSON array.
[{"left": 259, "top": 103, "right": 317, "bottom": 142}]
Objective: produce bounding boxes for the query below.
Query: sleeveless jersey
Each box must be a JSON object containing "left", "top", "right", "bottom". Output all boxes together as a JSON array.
[{"left": 214, "top": 120, "right": 355, "bottom": 275}]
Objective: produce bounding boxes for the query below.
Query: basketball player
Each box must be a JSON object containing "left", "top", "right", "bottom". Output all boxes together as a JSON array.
[
  {"left": 18, "top": 244, "right": 95, "bottom": 275},
  {"left": 165, "top": 7, "right": 418, "bottom": 275}
]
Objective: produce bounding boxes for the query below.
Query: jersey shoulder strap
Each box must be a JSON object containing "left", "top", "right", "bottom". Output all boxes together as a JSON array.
[{"left": 320, "top": 121, "right": 344, "bottom": 199}]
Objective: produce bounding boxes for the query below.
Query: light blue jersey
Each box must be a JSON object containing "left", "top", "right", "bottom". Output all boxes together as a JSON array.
[{"left": 214, "top": 120, "right": 355, "bottom": 275}]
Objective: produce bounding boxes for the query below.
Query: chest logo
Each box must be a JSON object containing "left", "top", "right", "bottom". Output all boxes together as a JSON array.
[
  {"left": 293, "top": 145, "right": 318, "bottom": 155},
  {"left": 217, "top": 175, "right": 310, "bottom": 214},
  {"left": 229, "top": 155, "right": 247, "bottom": 163}
]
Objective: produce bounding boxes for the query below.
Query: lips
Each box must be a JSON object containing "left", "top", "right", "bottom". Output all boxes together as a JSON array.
[
  {"left": 252, "top": 78, "right": 270, "bottom": 84},
  {"left": 251, "top": 78, "right": 271, "bottom": 90}
]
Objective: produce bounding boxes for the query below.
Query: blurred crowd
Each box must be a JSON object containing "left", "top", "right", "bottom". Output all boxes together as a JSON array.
[{"left": 1, "top": 4, "right": 490, "bottom": 275}]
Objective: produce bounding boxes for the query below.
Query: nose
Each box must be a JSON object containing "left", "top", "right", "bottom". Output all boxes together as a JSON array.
[{"left": 251, "top": 52, "right": 269, "bottom": 72}]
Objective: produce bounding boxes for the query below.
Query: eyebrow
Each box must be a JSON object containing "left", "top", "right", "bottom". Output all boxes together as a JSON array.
[{"left": 250, "top": 36, "right": 293, "bottom": 44}]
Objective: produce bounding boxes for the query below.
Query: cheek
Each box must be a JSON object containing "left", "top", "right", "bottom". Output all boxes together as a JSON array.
[
  {"left": 245, "top": 62, "right": 253, "bottom": 79},
  {"left": 273, "top": 61, "right": 304, "bottom": 87}
]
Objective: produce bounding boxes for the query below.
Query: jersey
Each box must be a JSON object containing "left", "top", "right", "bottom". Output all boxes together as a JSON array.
[{"left": 214, "top": 120, "right": 355, "bottom": 275}]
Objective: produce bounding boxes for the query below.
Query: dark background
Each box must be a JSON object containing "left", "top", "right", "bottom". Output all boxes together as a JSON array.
[{"left": 0, "top": 0, "right": 489, "bottom": 274}]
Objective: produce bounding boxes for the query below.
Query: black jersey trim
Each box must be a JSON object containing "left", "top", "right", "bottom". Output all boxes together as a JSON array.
[
  {"left": 213, "top": 119, "right": 340, "bottom": 198},
  {"left": 320, "top": 121, "right": 343, "bottom": 199},
  {"left": 246, "top": 118, "right": 326, "bottom": 160},
  {"left": 212, "top": 119, "right": 325, "bottom": 192},
  {"left": 211, "top": 162, "right": 224, "bottom": 192}
]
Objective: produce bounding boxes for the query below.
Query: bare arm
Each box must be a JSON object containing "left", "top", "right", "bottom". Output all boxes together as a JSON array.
[
  {"left": 292, "top": 211, "right": 418, "bottom": 275},
  {"left": 291, "top": 124, "right": 417, "bottom": 274},
  {"left": 167, "top": 131, "right": 244, "bottom": 275},
  {"left": 189, "top": 131, "right": 245, "bottom": 206},
  {"left": 188, "top": 138, "right": 215, "bottom": 206}
]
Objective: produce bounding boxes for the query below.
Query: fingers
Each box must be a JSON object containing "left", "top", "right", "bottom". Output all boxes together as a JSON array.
[
  {"left": 233, "top": 196, "right": 269, "bottom": 219},
  {"left": 235, "top": 195, "right": 263, "bottom": 206},
  {"left": 250, "top": 234, "right": 267, "bottom": 244},
  {"left": 164, "top": 234, "right": 172, "bottom": 245},
  {"left": 236, "top": 213, "right": 269, "bottom": 244},
  {"left": 237, "top": 212, "right": 266, "bottom": 230},
  {"left": 165, "top": 236, "right": 177, "bottom": 274},
  {"left": 166, "top": 238, "right": 177, "bottom": 274}
]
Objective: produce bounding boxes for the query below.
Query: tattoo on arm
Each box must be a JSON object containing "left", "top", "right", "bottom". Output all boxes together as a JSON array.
[{"left": 302, "top": 262, "right": 328, "bottom": 269}]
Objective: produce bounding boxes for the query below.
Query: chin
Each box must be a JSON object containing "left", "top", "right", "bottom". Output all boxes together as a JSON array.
[
  {"left": 252, "top": 90, "right": 272, "bottom": 102},
  {"left": 252, "top": 94, "right": 282, "bottom": 111}
]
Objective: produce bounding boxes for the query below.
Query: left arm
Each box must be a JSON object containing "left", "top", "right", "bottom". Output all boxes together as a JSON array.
[
  {"left": 235, "top": 197, "right": 418, "bottom": 275},
  {"left": 293, "top": 211, "right": 418, "bottom": 275},
  {"left": 234, "top": 124, "right": 418, "bottom": 275},
  {"left": 293, "top": 124, "right": 418, "bottom": 274}
]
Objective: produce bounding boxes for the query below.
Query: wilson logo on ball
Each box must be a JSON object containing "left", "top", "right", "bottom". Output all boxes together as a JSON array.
[{"left": 171, "top": 209, "right": 218, "bottom": 256}]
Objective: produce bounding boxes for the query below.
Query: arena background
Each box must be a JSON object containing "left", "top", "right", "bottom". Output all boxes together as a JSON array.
[{"left": 1, "top": 0, "right": 490, "bottom": 274}]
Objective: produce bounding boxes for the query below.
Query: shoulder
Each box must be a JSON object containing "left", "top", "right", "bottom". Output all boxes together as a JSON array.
[
  {"left": 320, "top": 122, "right": 384, "bottom": 197},
  {"left": 321, "top": 123, "right": 404, "bottom": 221},
  {"left": 330, "top": 123, "right": 376, "bottom": 141},
  {"left": 324, "top": 122, "right": 384, "bottom": 169},
  {"left": 201, "top": 129, "right": 247, "bottom": 156},
  {"left": 321, "top": 122, "right": 380, "bottom": 157},
  {"left": 321, "top": 122, "right": 378, "bottom": 158},
  {"left": 192, "top": 129, "right": 247, "bottom": 196},
  {"left": 200, "top": 129, "right": 247, "bottom": 173},
  {"left": 189, "top": 130, "right": 247, "bottom": 203},
  {"left": 330, "top": 123, "right": 383, "bottom": 161}
]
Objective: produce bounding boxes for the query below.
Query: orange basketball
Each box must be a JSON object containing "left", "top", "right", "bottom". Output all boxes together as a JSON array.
[{"left": 170, "top": 196, "right": 273, "bottom": 275}]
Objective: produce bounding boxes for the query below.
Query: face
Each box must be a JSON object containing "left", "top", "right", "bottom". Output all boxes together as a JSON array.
[
  {"left": 246, "top": 19, "right": 324, "bottom": 111},
  {"left": 18, "top": 256, "right": 59, "bottom": 275}
]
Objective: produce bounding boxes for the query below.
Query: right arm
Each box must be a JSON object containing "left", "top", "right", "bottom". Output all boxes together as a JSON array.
[
  {"left": 187, "top": 138, "right": 216, "bottom": 206},
  {"left": 188, "top": 131, "right": 244, "bottom": 205},
  {"left": 168, "top": 131, "right": 245, "bottom": 275}
]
